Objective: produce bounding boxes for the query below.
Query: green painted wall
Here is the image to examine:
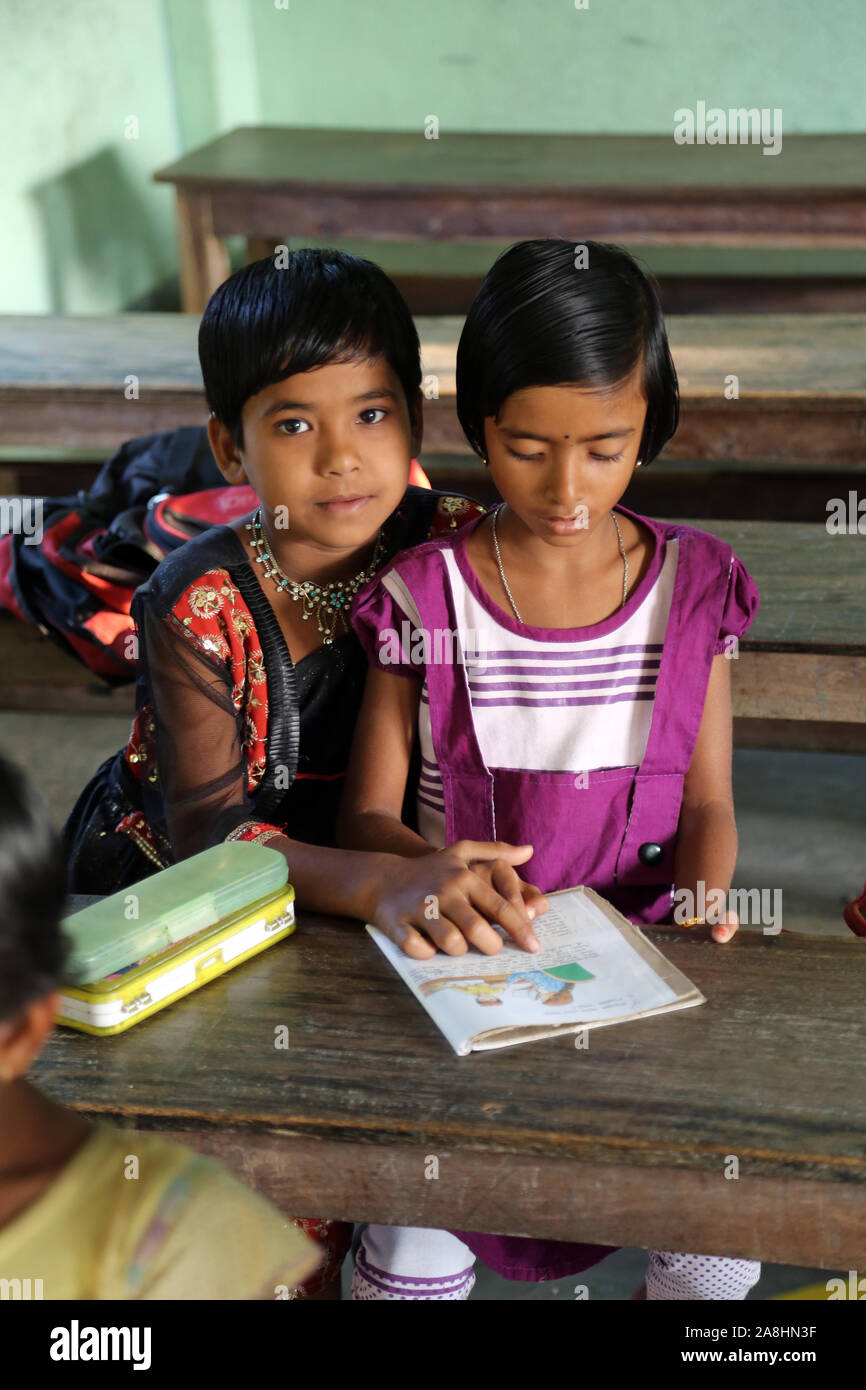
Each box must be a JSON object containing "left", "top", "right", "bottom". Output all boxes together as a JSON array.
[{"left": 2, "top": 0, "right": 864, "bottom": 313}]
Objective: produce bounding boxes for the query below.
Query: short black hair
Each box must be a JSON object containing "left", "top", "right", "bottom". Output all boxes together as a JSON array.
[
  {"left": 198, "top": 248, "right": 422, "bottom": 445},
  {"left": 456, "top": 238, "right": 679, "bottom": 464},
  {"left": 0, "top": 754, "right": 68, "bottom": 1022}
]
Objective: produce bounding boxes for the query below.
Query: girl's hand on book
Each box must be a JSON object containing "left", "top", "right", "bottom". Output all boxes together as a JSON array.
[
  {"left": 464, "top": 855, "right": 550, "bottom": 928},
  {"left": 371, "top": 842, "right": 542, "bottom": 959}
]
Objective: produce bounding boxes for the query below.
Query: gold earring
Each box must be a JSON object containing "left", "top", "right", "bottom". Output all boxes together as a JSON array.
[{"left": 635, "top": 459, "right": 643, "bottom": 469}]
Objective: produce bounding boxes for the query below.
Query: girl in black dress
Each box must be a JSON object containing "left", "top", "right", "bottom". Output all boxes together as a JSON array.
[
  {"left": 63, "top": 252, "right": 538, "bottom": 961},
  {"left": 63, "top": 249, "right": 542, "bottom": 1296}
]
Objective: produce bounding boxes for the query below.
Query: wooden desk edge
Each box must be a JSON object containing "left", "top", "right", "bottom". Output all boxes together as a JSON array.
[{"left": 90, "top": 1121, "right": 866, "bottom": 1269}]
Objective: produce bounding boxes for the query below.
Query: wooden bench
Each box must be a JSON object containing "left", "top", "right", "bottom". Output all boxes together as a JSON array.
[
  {"left": 1, "top": 312, "right": 864, "bottom": 467},
  {"left": 152, "top": 128, "right": 866, "bottom": 313},
  {"left": 32, "top": 907, "right": 866, "bottom": 1270},
  {"left": 1, "top": 517, "right": 864, "bottom": 753}
]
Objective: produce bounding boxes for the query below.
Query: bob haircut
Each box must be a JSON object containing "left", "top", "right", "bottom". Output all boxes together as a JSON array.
[
  {"left": 0, "top": 754, "right": 68, "bottom": 1022},
  {"left": 456, "top": 239, "right": 679, "bottom": 464},
  {"left": 199, "top": 248, "right": 422, "bottom": 446}
]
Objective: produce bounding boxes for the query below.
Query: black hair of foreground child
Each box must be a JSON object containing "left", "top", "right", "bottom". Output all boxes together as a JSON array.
[{"left": 0, "top": 753, "right": 68, "bottom": 1021}]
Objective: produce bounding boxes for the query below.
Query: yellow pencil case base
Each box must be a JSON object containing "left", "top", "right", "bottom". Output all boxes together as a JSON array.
[{"left": 56, "top": 887, "right": 295, "bottom": 1036}]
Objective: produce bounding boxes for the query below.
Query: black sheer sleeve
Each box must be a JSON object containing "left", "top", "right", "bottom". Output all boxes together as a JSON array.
[{"left": 133, "top": 591, "right": 260, "bottom": 860}]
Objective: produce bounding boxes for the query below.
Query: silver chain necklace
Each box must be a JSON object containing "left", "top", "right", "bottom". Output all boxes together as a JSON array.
[{"left": 491, "top": 503, "right": 629, "bottom": 623}]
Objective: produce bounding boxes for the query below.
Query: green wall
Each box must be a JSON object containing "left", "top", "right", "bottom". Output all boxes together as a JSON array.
[{"left": 2, "top": 0, "right": 864, "bottom": 313}]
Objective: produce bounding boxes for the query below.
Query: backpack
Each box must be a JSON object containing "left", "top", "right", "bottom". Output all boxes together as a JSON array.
[{"left": 0, "top": 426, "right": 429, "bottom": 684}]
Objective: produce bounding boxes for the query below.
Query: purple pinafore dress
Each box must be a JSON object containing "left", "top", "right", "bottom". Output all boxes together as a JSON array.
[{"left": 355, "top": 504, "right": 756, "bottom": 1281}]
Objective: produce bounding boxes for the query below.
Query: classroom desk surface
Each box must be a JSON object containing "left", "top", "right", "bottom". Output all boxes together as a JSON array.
[
  {"left": 1, "top": 312, "right": 864, "bottom": 465},
  {"left": 152, "top": 129, "right": 866, "bottom": 311},
  {"left": 33, "top": 911, "right": 866, "bottom": 1269}
]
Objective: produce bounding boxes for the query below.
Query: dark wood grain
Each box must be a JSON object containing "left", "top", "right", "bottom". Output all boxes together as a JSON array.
[
  {"left": 154, "top": 129, "right": 866, "bottom": 196},
  {"left": 204, "top": 186, "right": 866, "bottom": 249},
  {"left": 675, "top": 519, "right": 866, "bottom": 656},
  {"left": 32, "top": 911, "right": 866, "bottom": 1266},
  {"left": 0, "top": 614, "right": 134, "bottom": 714},
  {"left": 1, "top": 313, "right": 864, "bottom": 464}
]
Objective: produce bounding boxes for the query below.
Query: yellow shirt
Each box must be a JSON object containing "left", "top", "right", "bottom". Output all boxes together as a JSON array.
[{"left": 0, "top": 1123, "right": 319, "bottom": 1300}]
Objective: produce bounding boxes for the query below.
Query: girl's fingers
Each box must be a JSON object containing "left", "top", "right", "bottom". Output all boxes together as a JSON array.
[
  {"left": 379, "top": 917, "right": 437, "bottom": 960},
  {"left": 654, "top": 907, "right": 741, "bottom": 943},
  {"left": 450, "top": 840, "right": 534, "bottom": 866},
  {"left": 519, "top": 882, "right": 550, "bottom": 917},
  {"left": 480, "top": 862, "right": 551, "bottom": 922},
  {"left": 488, "top": 859, "right": 535, "bottom": 922},
  {"left": 469, "top": 858, "right": 546, "bottom": 925},
  {"left": 410, "top": 909, "right": 475, "bottom": 957},
  {"left": 711, "top": 909, "right": 740, "bottom": 944},
  {"left": 435, "top": 898, "right": 504, "bottom": 956},
  {"left": 467, "top": 877, "right": 540, "bottom": 952}
]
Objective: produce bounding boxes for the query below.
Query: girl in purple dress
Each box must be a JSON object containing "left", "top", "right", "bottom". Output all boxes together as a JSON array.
[{"left": 341, "top": 239, "right": 762, "bottom": 1300}]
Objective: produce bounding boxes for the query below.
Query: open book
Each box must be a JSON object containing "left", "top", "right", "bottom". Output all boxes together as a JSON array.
[{"left": 366, "top": 885, "right": 705, "bottom": 1056}]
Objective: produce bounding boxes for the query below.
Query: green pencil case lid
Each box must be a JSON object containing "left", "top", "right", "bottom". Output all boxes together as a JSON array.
[{"left": 61, "top": 841, "right": 289, "bottom": 985}]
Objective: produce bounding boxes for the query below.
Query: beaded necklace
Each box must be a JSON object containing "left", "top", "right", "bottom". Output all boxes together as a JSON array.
[{"left": 245, "top": 506, "right": 387, "bottom": 645}]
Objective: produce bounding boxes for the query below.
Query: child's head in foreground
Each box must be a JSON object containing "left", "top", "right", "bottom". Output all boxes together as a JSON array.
[
  {"left": 199, "top": 249, "right": 424, "bottom": 554},
  {"left": 0, "top": 753, "right": 68, "bottom": 1083},
  {"left": 456, "top": 238, "right": 679, "bottom": 538}
]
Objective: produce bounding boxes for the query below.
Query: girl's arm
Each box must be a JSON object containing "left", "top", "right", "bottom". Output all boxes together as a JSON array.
[
  {"left": 338, "top": 664, "right": 542, "bottom": 955},
  {"left": 145, "top": 621, "right": 534, "bottom": 953},
  {"left": 669, "top": 653, "right": 740, "bottom": 943},
  {"left": 338, "top": 665, "right": 431, "bottom": 859}
]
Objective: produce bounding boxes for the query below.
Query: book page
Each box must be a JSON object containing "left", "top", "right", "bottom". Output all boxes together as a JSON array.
[{"left": 366, "top": 886, "right": 703, "bottom": 1055}]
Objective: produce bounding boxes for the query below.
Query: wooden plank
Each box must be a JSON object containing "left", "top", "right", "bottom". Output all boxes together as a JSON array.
[
  {"left": 2, "top": 312, "right": 864, "bottom": 400},
  {"left": 0, "top": 314, "right": 202, "bottom": 390},
  {"left": 730, "top": 653, "right": 865, "bottom": 723},
  {"left": 420, "top": 461, "right": 866, "bottom": 523},
  {"left": 154, "top": 129, "right": 866, "bottom": 197},
  {"left": 418, "top": 312, "right": 866, "bottom": 406},
  {"left": 656, "top": 276, "right": 866, "bottom": 316},
  {"left": 141, "top": 1131, "right": 866, "bottom": 1270},
  {"left": 422, "top": 402, "right": 866, "bottom": 463},
  {"left": 0, "top": 395, "right": 207, "bottom": 451},
  {"left": 0, "top": 614, "right": 134, "bottom": 714},
  {"left": 733, "top": 719, "right": 866, "bottom": 755},
  {"left": 675, "top": 518, "right": 866, "bottom": 657},
  {"left": 32, "top": 913, "right": 866, "bottom": 1267},
  {"left": 363, "top": 272, "right": 866, "bottom": 318},
  {"left": 1, "top": 313, "right": 865, "bottom": 463},
  {"left": 207, "top": 186, "right": 866, "bottom": 250}
]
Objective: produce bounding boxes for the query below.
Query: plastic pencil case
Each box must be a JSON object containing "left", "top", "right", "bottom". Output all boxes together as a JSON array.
[
  {"left": 61, "top": 841, "right": 290, "bottom": 985},
  {"left": 56, "top": 884, "right": 295, "bottom": 1036}
]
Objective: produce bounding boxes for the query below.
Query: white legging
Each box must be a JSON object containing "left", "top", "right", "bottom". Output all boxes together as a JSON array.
[{"left": 352, "top": 1225, "right": 761, "bottom": 1301}]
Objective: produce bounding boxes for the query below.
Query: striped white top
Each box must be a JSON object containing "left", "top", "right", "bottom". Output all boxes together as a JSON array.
[{"left": 380, "top": 536, "right": 679, "bottom": 846}]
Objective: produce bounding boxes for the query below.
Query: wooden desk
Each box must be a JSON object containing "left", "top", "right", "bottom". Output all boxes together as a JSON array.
[
  {"left": 152, "top": 129, "right": 866, "bottom": 312},
  {"left": 32, "top": 911, "right": 866, "bottom": 1269},
  {"left": 1, "top": 312, "right": 864, "bottom": 466},
  {"left": 678, "top": 517, "right": 866, "bottom": 729}
]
